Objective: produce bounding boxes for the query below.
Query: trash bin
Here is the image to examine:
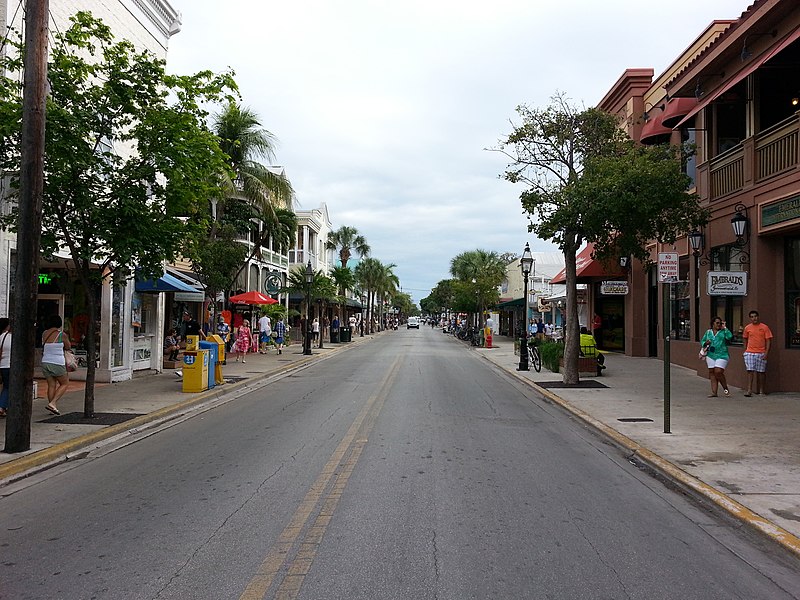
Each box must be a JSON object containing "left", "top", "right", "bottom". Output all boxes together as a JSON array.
[
  {"left": 331, "top": 328, "right": 340, "bottom": 343},
  {"left": 182, "top": 349, "right": 209, "bottom": 393},
  {"left": 199, "top": 340, "right": 218, "bottom": 390},
  {"left": 205, "top": 334, "right": 226, "bottom": 384},
  {"left": 340, "top": 326, "right": 352, "bottom": 342}
]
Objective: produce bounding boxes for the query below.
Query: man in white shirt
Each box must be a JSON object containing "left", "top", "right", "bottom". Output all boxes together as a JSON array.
[{"left": 258, "top": 314, "right": 271, "bottom": 353}]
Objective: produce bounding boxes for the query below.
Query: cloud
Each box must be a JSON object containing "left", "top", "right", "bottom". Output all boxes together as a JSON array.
[{"left": 168, "top": 0, "right": 744, "bottom": 302}]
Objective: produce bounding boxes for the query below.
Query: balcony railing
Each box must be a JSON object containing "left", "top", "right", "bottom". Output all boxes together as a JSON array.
[
  {"left": 709, "top": 146, "right": 744, "bottom": 199},
  {"left": 755, "top": 113, "right": 799, "bottom": 182},
  {"left": 707, "top": 113, "right": 799, "bottom": 201}
]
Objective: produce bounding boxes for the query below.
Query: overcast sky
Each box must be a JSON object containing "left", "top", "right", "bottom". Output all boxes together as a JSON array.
[{"left": 167, "top": 0, "right": 744, "bottom": 304}]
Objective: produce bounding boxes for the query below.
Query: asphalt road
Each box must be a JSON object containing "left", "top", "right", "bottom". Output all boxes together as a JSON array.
[{"left": 2, "top": 329, "right": 800, "bottom": 599}]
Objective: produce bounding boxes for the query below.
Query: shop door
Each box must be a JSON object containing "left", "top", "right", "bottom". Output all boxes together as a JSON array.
[
  {"left": 595, "top": 297, "right": 625, "bottom": 351},
  {"left": 36, "top": 295, "right": 64, "bottom": 347}
]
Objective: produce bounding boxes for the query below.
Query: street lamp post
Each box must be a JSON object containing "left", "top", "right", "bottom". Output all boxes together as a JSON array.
[
  {"left": 360, "top": 293, "right": 366, "bottom": 337},
  {"left": 304, "top": 261, "right": 314, "bottom": 356},
  {"left": 518, "top": 243, "right": 533, "bottom": 371}
]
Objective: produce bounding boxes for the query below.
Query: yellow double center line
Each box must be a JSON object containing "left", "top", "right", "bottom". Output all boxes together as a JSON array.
[{"left": 239, "top": 357, "right": 401, "bottom": 600}]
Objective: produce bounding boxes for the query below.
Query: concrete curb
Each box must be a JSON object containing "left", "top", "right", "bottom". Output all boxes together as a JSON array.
[
  {"left": 0, "top": 337, "right": 371, "bottom": 483},
  {"left": 490, "top": 357, "right": 800, "bottom": 560}
]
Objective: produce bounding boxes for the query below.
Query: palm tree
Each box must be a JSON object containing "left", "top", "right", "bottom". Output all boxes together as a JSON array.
[
  {"left": 327, "top": 225, "right": 370, "bottom": 270},
  {"left": 355, "top": 259, "right": 398, "bottom": 333},
  {"left": 212, "top": 103, "right": 294, "bottom": 231},
  {"left": 450, "top": 250, "right": 506, "bottom": 327}
]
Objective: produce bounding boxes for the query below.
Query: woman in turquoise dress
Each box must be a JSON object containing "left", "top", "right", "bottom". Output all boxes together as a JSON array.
[{"left": 700, "top": 317, "right": 734, "bottom": 397}]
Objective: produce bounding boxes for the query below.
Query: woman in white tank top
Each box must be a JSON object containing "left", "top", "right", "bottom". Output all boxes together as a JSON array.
[{"left": 41, "top": 314, "right": 72, "bottom": 416}]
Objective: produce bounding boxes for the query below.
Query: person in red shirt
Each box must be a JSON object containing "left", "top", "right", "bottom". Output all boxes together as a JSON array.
[{"left": 742, "top": 310, "right": 773, "bottom": 397}]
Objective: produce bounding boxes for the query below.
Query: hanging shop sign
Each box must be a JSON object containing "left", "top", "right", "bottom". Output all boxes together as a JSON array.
[
  {"left": 600, "top": 280, "right": 629, "bottom": 295},
  {"left": 707, "top": 271, "right": 748, "bottom": 296}
]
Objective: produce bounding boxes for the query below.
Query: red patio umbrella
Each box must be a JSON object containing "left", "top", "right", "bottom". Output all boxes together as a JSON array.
[{"left": 228, "top": 290, "right": 278, "bottom": 305}]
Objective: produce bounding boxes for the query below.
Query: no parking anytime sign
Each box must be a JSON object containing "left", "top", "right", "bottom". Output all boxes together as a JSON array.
[{"left": 658, "top": 252, "right": 679, "bottom": 283}]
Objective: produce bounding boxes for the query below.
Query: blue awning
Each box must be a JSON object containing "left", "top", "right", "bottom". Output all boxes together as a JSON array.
[{"left": 135, "top": 272, "right": 200, "bottom": 294}]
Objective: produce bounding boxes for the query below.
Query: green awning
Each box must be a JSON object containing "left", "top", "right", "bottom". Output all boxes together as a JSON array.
[{"left": 495, "top": 297, "right": 525, "bottom": 309}]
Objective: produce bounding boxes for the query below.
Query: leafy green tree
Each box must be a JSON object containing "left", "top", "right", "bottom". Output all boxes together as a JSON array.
[
  {"left": 495, "top": 94, "right": 706, "bottom": 383},
  {"left": 450, "top": 250, "right": 505, "bottom": 326},
  {"left": 0, "top": 13, "right": 236, "bottom": 416}
]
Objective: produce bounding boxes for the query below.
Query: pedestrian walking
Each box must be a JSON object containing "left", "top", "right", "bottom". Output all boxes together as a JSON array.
[
  {"left": 234, "top": 319, "right": 252, "bottom": 363},
  {"left": 700, "top": 317, "right": 733, "bottom": 397},
  {"left": 40, "top": 314, "right": 72, "bottom": 415},
  {"left": 312, "top": 318, "right": 320, "bottom": 347},
  {"left": 258, "top": 313, "right": 271, "bottom": 353},
  {"left": 274, "top": 317, "right": 287, "bottom": 354},
  {"left": 216, "top": 315, "right": 231, "bottom": 351},
  {"left": 743, "top": 310, "right": 773, "bottom": 396},
  {"left": 0, "top": 317, "right": 11, "bottom": 418}
]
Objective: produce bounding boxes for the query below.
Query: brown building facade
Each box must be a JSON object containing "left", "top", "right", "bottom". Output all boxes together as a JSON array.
[{"left": 598, "top": 0, "right": 800, "bottom": 392}]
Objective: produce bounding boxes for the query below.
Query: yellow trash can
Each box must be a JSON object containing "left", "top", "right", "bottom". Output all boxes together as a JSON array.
[
  {"left": 182, "top": 349, "right": 209, "bottom": 393},
  {"left": 206, "top": 334, "right": 226, "bottom": 384}
]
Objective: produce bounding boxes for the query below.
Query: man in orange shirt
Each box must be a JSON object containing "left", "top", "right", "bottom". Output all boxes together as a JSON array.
[{"left": 742, "top": 310, "right": 773, "bottom": 397}]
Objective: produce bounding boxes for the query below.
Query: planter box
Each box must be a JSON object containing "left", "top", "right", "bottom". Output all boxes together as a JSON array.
[{"left": 560, "top": 356, "right": 601, "bottom": 377}]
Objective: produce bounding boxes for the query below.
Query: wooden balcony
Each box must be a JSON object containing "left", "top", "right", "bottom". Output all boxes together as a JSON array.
[{"left": 706, "top": 113, "right": 800, "bottom": 201}]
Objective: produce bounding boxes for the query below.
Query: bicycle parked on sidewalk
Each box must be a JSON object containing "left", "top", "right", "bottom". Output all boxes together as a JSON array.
[{"left": 528, "top": 343, "right": 542, "bottom": 372}]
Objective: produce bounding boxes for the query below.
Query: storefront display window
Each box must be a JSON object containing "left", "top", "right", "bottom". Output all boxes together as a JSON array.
[
  {"left": 670, "top": 256, "right": 691, "bottom": 340},
  {"left": 111, "top": 280, "right": 125, "bottom": 367},
  {"left": 711, "top": 296, "right": 744, "bottom": 345},
  {"left": 786, "top": 238, "right": 800, "bottom": 348}
]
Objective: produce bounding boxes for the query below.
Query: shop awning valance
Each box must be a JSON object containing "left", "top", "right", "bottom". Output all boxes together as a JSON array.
[
  {"left": 135, "top": 272, "right": 199, "bottom": 294},
  {"left": 550, "top": 243, "right": 626, "bottom": 284},
  {"left": 495, "top": 297, "right": 525, "bottom": 309}
]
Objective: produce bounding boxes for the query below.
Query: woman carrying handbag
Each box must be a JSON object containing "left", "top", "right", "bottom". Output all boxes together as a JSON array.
[
  {"left": 700, "top": 317, "right": 734, "bottom": 398},
  {"left": 41, "top": 314, "right": 72, "bottom": 415},
  {"left": 0, "top": 317, "right": 11, "bottom": 417}
]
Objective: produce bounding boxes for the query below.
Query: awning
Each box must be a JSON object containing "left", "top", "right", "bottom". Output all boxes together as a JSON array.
[
  {"left": 135, "top": 272, "right": 200, "bottom": 294},
  {"left": 550, "top": 243, "right": 627, "bottom": 284},
  {"left": 661, "top": 97, "right": 698, "bottom": 128},
  {"left": 639, "top": 112, "right": 672, "bottom": 144},
  {"left": 674, "top": 27, "right": 800, "bottom": 129},
  {"left": 495, "top": 297, "right": 525, "bottom": 309}
]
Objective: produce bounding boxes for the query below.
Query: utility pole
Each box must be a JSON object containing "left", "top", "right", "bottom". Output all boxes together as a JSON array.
[{"left": 5, "top": 0, "right": 49, "bottom": 453}]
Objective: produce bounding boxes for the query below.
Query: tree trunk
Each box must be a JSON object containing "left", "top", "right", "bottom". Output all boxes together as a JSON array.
[
  {"left": 78, "top": 265, "right": 99, "bottom": 418},
  {"left": 562, "top": 235, "right": 582, "bottom": 385}
]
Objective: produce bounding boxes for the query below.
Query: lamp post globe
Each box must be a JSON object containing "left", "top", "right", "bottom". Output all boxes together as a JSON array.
[{"left": 518, "top": 243, "right": 533, "bottom": 371}]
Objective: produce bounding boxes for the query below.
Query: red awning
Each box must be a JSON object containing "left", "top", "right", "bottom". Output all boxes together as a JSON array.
[
  {"left": 674, "top": 27, "right": 800, "bottom": 129},
  {"left": 661, "top": 97, "right": 698, "bottom": 128},
  {"left": 550, "top": 243, "right": 627, "bottom": 284},
  {"left": 639, "top": 111, "right": 672, "bottom": 144}
]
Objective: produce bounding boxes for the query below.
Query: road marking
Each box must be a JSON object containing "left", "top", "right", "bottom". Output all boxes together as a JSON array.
[{"left": 239, "top": 357, "right": 400, "bottom": 600}]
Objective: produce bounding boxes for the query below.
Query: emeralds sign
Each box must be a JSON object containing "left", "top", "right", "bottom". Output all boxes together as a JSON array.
[{"left": 762, "top": 195, "right": 800, "bottom": 228}]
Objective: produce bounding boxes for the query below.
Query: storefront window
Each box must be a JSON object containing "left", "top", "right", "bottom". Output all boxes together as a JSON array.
[
  {"left": 111, "top": 280, "right": 125, "bottom": 367},
  {"left": 786, "top": 237, "right": 800, "bottom": 348},
  {"left": 670, "top": 256, "right": 691, "bottom": 340},
  {"left": 711, "top": 296, "right": 744, "bottom": 345},
  {"left": 131, "top": 292, "right": 155, "bottom": 335}
]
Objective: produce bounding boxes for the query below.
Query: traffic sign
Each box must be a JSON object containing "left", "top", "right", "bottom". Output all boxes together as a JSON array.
[{"left": 658, "top": 252, "right": 679, "bottom": 283}]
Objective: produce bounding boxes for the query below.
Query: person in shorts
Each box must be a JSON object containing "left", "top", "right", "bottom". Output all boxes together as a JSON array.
[
  {"left": 700, "top": 317, "right": 733, "bottom": 397},
  {"left": 742, "top": 310, "right": 773, "bottom": 397}
]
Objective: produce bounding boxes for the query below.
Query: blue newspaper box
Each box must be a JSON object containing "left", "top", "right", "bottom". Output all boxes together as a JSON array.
[{"left": 199, "top": 340, "right": 218, "bottom": 390}]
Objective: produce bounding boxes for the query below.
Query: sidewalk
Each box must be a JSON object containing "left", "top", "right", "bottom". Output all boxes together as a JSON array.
[
  {"left": 476, "top": 336, "right": 800, "bottom": 556},
  {"left": 2, "top": 331, "right": 800, "bottom": 558}
]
